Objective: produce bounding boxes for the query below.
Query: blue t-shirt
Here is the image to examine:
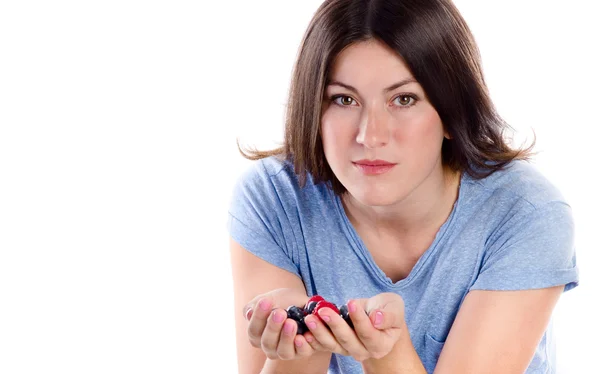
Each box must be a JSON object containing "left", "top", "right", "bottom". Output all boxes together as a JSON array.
[{"left": 227, "top": 155, "right": 579, "bottom": 374}]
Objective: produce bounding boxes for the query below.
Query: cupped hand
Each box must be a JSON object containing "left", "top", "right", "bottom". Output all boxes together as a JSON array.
[
  {"left": 305, "top": 292, "right": 406, "bottom": 362},
  {"left": 242, "top": 288, "right": 322, "bottom": 360}
]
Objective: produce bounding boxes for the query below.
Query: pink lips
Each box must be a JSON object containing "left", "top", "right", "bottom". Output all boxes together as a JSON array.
[{"left": 353, "top": 159, "right": 396, "bottom": 175}]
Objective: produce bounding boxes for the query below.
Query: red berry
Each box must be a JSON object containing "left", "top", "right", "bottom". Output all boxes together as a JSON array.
[
  {"left": 313, "top": 300, "right": 340, "bottom": 319},
  {"left": 307, "top": 295, "right": 325, "bottom": 305}
]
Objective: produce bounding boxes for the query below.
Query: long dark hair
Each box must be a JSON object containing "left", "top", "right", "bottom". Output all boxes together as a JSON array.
[{"left": 238, "top": 0, "right": 534, "bottom": 195}]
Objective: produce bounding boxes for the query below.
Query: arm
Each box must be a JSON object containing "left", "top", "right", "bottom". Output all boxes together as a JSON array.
[
  {"left": 361, "top": 285, "right": 563, "bottom": 374},
  {"left": 230, "top": 237, "right": 332, "bottom": 374},
  {"left": 433, "top": 285, "right": 563, "bottom": 373}
]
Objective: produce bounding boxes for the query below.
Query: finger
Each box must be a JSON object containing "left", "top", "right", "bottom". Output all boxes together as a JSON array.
[
  {"left": 302, "top": 331, "right": 325, "bottom": 352},
  {"left": 369, "top": 309, "right": 389, "bottom": 330},
  {"left": 276, "top": 319, "right": 298, "bottom": 360},
  {"left": 293, "top": 333, "right": 316, "bottom": 357},
  {"left": 243, "top": 306, "right": 253, "bottom": 321},
  {"left": 364, "top": 293, "right": 405, "bottom": 330},
  {"left": 303, "top": 314, "right": 348, "bottom": 355},
  {"left": 242, "top": 293, "right": 264, "bottom": 321},
  {"left": 369, "top": 303, "right": 403, "bottom": 330},
  {"left": 247, "top": 298, "right": 273, "bottom": 348},
  {"left": 261, "top": 308, "right": 287, "bottom": 359},
  {"left": 317, "top": 307, "right": 369, "bottom": 361},
  {"left": 347, "top": 300, "right": 380, "bottom": 350}
]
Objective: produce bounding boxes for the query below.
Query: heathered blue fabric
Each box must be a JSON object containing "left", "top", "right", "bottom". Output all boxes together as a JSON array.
[{"left": 227, "top": 156, "right": 579, "bottom": 374}]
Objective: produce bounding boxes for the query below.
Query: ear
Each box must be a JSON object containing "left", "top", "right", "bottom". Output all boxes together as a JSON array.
[{"left": 443, "top": 128, "right": 452, "bottom": 140}]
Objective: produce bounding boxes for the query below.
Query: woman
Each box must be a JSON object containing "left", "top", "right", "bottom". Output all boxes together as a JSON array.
[{"left": 227, "top": 0, "right": 579, "bottom": 373}]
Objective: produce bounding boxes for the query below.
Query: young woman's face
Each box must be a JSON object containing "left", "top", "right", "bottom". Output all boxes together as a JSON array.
[{"left": 321, "top": 39, "right": 449, "bottom": 207}]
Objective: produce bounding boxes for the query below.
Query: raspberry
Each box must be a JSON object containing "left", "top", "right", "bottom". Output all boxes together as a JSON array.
[
  {"left": 306, "top": 295, "right": 325, "bottom": 305},
  {"left": 304, "top": 295, "right": 325, "bottom": 316},
  {"left": 312, "top": 300, "right": 340, "bottom": 321}
]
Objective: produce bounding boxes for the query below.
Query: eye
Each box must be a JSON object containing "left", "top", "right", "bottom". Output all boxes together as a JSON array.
[
  {"left": 393, "top": 94, "right": 417, "bottom": 107},
  {"left": 331, "top": 95, "right": 357, "bottom": 106}
]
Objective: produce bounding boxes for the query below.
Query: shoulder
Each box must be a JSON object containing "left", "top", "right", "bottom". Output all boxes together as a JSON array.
[
  {"left": 468, "top": 160, "right": 568, "bottom": 209},
  {"left": 230, "top": 155, "right": 330, "bottom": 213},
  {"left": 234, "top": 155, "right": 305, "bottom": 194}
]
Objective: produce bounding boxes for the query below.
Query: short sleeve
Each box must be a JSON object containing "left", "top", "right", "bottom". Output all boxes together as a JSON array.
[
  {"left": 226, "top": 159, "right": 301, "bottom": 278},
  {"left": 470, "top": 201, "right": 579, "bottom": 292}
]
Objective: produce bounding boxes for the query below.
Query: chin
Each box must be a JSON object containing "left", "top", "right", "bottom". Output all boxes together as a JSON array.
[{"left": 348, "top": 186, "right": 400, "bottom": 207}]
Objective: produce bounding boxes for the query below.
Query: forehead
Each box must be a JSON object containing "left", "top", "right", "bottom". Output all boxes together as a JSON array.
[{"left": 329, "top": 39, "right": 412, "bottom": 80}]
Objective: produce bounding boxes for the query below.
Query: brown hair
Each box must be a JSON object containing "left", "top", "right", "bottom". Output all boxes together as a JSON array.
[{"left": 238, "top": 0, "right": 534, "bottom": 195}]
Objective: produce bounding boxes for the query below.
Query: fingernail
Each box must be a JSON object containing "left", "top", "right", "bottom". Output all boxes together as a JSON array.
[
  {"left": 272, "top": 310, "right": 285, "bottom": 323},
  {"left": 307, "top": 321, "right": 317, "bottom": 330},
  {"left": 305, "top": 335, "right": 314, "bottom": 343},
  {"left": 318, "top": 310, "right": 331, "bottom": 322},
  {"left": 374, "top": 311, "right": 383, "bottom": 326},
  {"left": 284, "top": 321, "right": 294, "bottom": 335},
  {"left": 259, "top": 299, "right": 271, "bottom": 312},
  {"left": 245, "top": 308, "right": 253, "bottom": 321},
  {"left": 348, "top": 301, "right": 357, "bottom": 313},
  {"left": 295, "top": 339, "right": 303, "bottom": 347}
]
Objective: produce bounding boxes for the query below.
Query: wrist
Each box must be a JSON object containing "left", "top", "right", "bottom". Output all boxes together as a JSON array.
[
  {"left": 361, "top": 335, "right": 405, "bottom": 374},
  {"left": 361, "top": 323, "right": 426, "bottom": 374}
]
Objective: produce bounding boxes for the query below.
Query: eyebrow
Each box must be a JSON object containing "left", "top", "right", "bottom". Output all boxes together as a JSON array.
[{"left": 326, "top": 77, "right": 418, "bottom": 93}]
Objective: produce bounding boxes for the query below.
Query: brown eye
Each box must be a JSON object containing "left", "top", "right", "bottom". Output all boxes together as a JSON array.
[
  {"left": 394, "top": 95, "right": 416, "bottom": 107},
  {"left": 341, "top": 96, "right": 353, "bottom": 105},
  {"left": 331, "top": 95, "right": 356, "bottom": 106}
]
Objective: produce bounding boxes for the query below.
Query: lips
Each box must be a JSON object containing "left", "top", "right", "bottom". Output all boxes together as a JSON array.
[
  {"left": 353, "top": 159, "right": 395, "bottom": 166},
  {"left": 352, "top": 159, "right": 396, "bottom": 175}
]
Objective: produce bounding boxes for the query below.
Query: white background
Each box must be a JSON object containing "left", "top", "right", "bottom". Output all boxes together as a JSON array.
[{"left": 0, "top": 0, "right": 598, "bottom": 373}]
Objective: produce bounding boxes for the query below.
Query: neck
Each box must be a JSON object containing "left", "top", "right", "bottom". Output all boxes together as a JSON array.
[{"left": 342, "top": 165, "right": 461, "bottom": 236}]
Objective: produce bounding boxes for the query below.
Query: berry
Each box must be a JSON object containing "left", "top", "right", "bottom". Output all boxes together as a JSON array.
[
  {"left": 305, "top": 301, "right": 318, "bottom": 315},
  {"left": 306, "top": 295, "right": 325, "bottom": 305},
  {"left": 304, "top": 295, "right": 325, "bottom": 315},
  {"left": 339, "top": 304, "right": 354, "bottom": 329},
  {"left": 312, "top": 300, "right": 340, "bottom": 321},
  {"left": 286, "top": 305, "right": 308, "bottom": 334}
]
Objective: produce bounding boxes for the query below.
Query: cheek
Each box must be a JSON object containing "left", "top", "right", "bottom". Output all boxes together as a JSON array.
[
  {"left": 321, "top": 111, "right": 356, "bottom": 153},
  {"left": 396, "top": 107, "right": 444, "bottom": 146}
]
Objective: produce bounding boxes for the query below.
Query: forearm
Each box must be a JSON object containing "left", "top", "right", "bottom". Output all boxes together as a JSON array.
[
  {"left": 361, "top": 327, "right": 427, "bottom": 374},
  {"left": 260, "top": 351, "right": 332, "bottom": 374}
]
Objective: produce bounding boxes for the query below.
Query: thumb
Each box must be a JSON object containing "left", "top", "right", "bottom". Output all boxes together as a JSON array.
[{"left": 369, "top": 306, "right": 402, "bottom": 330}]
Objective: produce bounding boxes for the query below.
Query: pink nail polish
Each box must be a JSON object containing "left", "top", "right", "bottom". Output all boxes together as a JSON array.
[
  {"left": 374, "top": 311, "right": 383, "bottom": 326},
  {"left": 272, "top": 310, "right": 285, "bottom": 323},
  {"left": 307, "top": 321, "right": 317, "bottom": 330},
  {"left": 259, "top": 299, "right": 271, "bottom": 312},
  {"left": 348, "top": 301, "right": 357, "bottom": 313},
  {"left": 284, "top": 321, "right": 294, "bottom": 335},
  {"left": 295, "top": 339, "right": 303, "bottom": 347},
  {"left": 318, "top": 310, "right": 331, "bottom": 322}
]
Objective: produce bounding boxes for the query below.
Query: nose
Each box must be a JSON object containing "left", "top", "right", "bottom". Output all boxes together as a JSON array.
[{"left": 356, "top": 106, "right": 390, "bottom": 149}]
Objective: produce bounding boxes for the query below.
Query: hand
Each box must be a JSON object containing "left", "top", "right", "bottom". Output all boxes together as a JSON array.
[
  {"left": 306, "top": 292, "right": 406, "bottom": 362},
  {"left": 242, "top": 288, "right": 321, "bottom": 360}
]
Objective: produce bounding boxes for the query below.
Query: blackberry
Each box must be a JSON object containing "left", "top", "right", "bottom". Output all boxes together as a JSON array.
[
  {"left": 339, "top": 304, "right": 354, "bottom": 329},
  {"left": 286, "top": 305, "right": 308, "bottom": 334},
  {"left": 305, "top": 300, "right": 318, "bottom": 314}
]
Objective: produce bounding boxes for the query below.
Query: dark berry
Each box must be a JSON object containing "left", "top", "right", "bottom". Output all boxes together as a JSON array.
[
  {"left": 287, "top": 305, "right": 304, "bottom": 321},
  {"left": 296, "top": 321, "right": 308, "bottom": 334},
  {"left": 339, "top": 304, "right": 354, "bottom": 329},
  {"left": 287, "top": 305, "right": 308, "bottom": 334},
  {"left": 305, "top": 300, "right": 318, "bottom": 315}
]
